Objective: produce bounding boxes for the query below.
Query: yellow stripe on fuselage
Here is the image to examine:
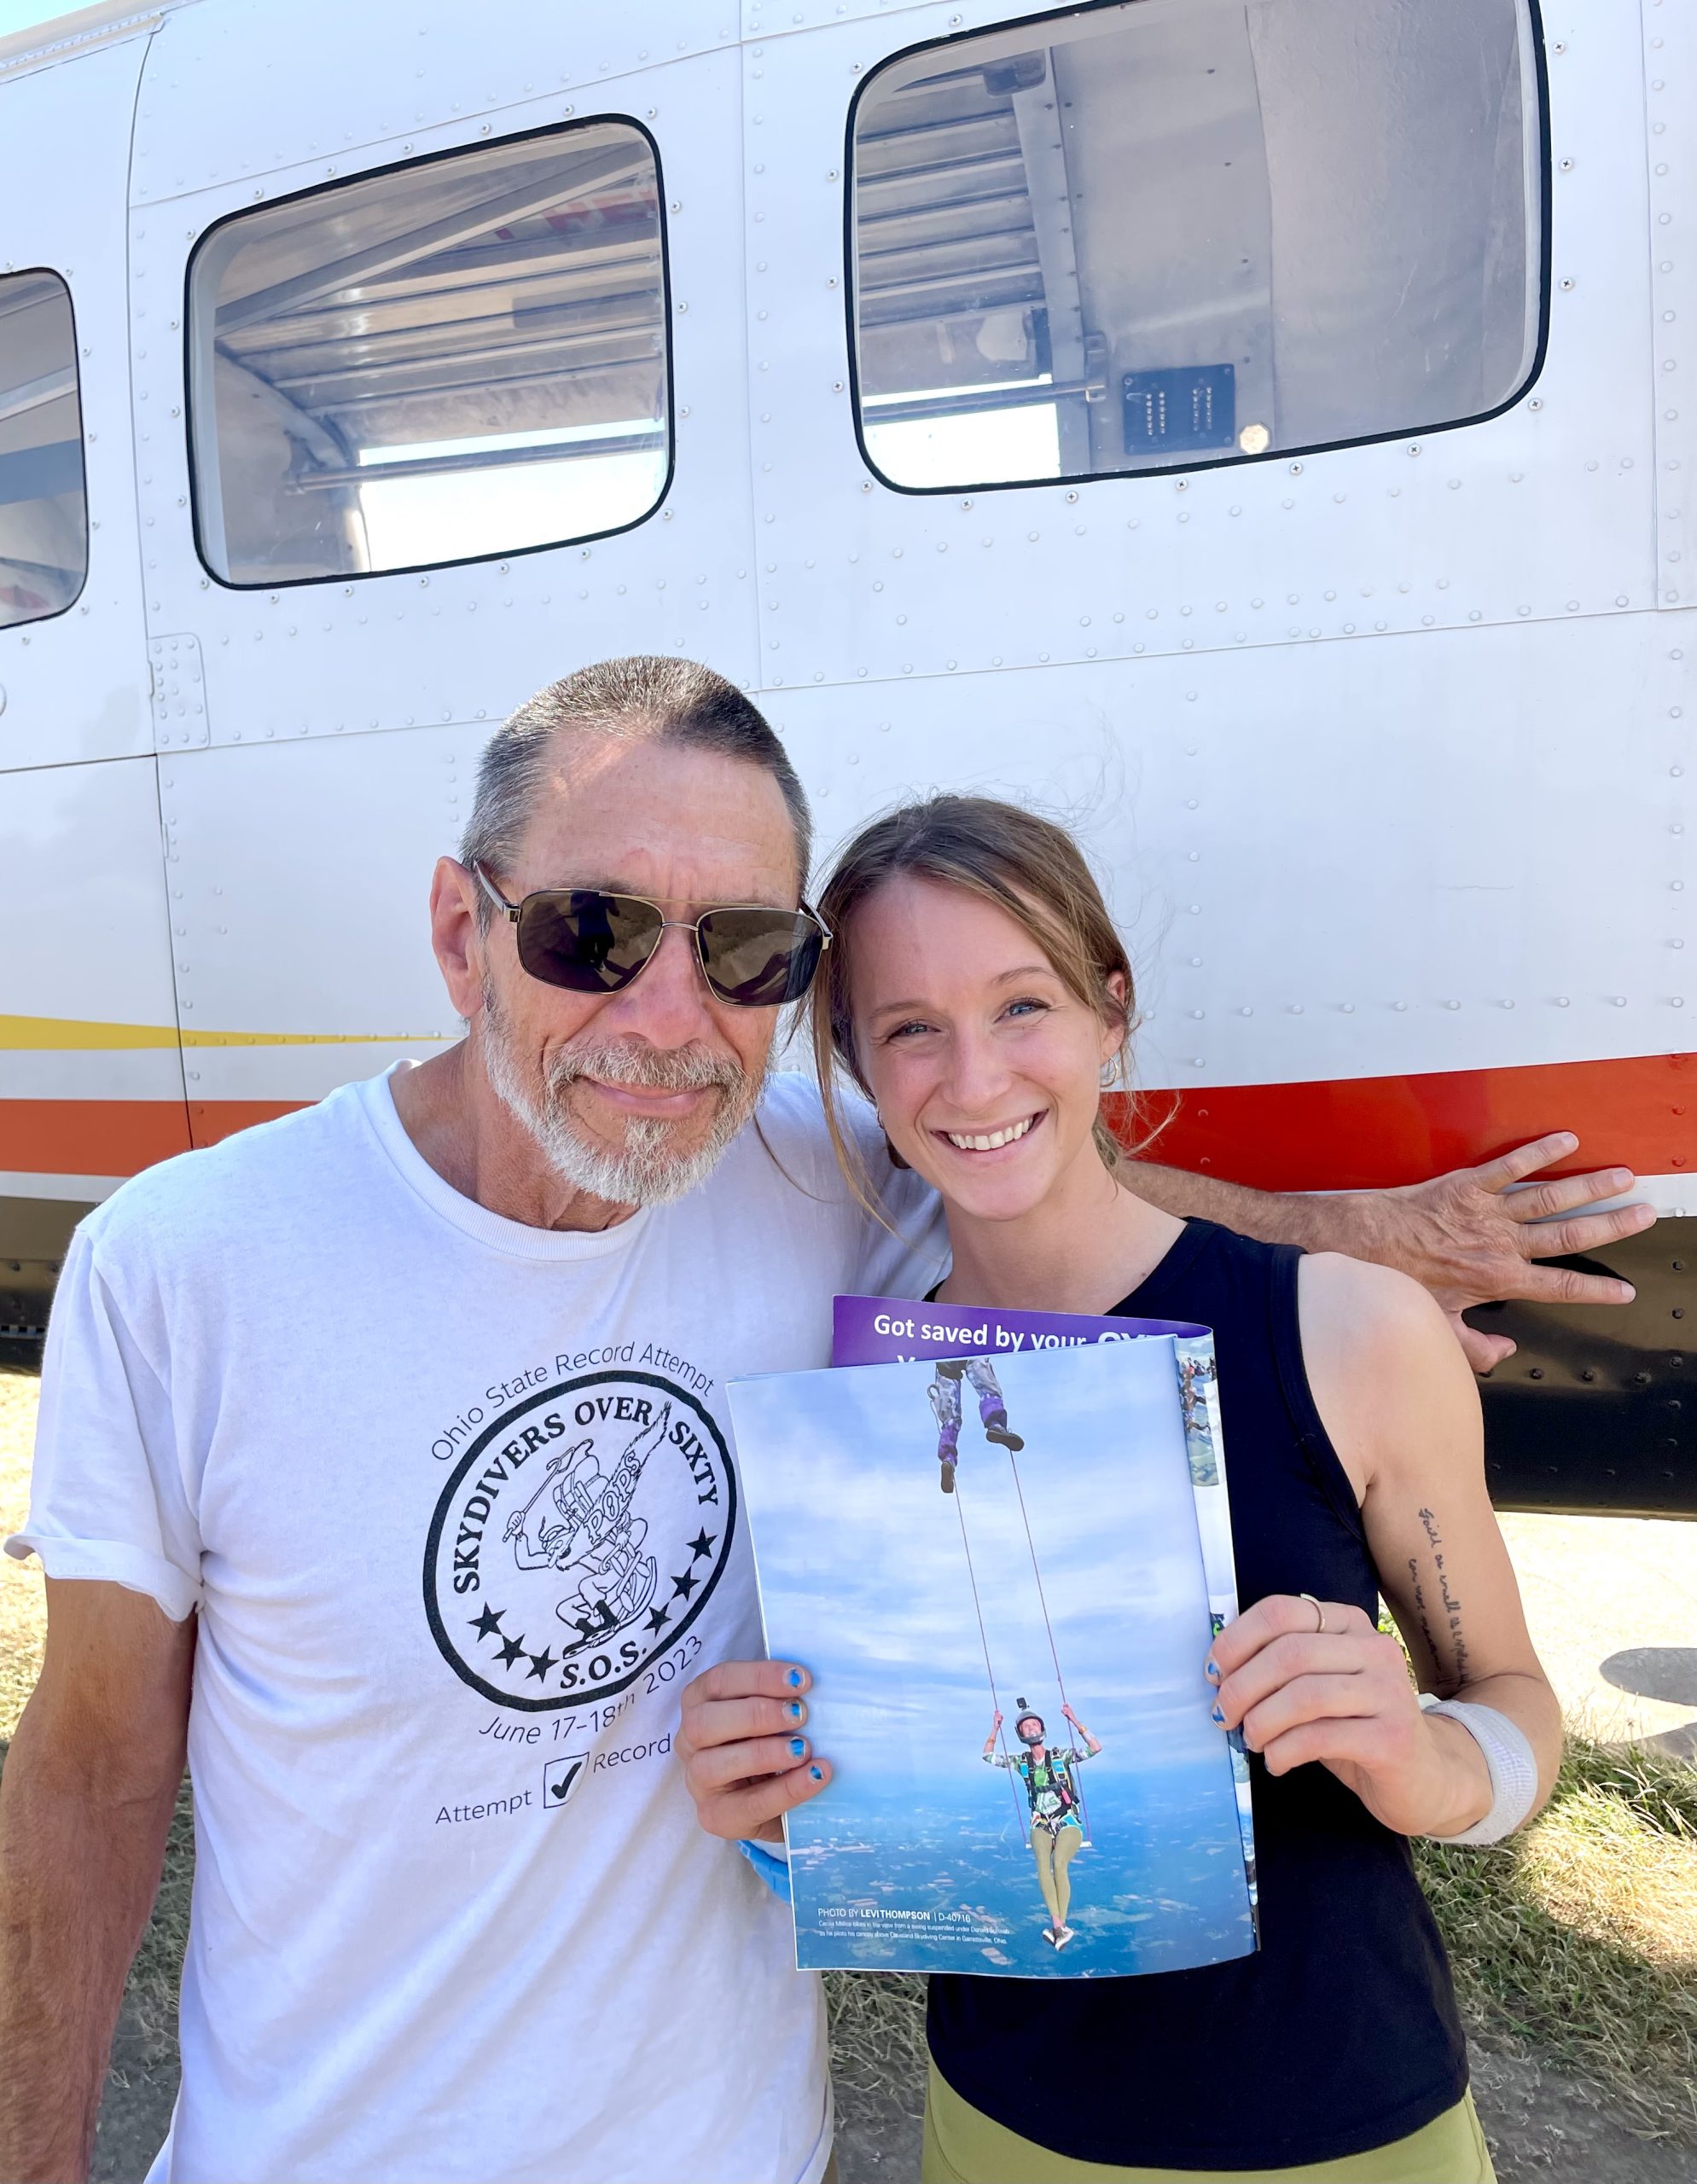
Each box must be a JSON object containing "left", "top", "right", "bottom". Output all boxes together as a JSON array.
[{"left": 0, "top": 1014, "right": 446, "bottom": 1050}]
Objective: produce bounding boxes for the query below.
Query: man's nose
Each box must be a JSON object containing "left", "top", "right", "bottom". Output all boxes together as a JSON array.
[{"left": 597, "top": 920, "right": 719, "bottom": 1045}]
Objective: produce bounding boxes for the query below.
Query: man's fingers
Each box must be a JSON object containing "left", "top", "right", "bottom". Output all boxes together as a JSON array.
[
  {"left": 687, "top": 1731, "right": 814, "bottom": 1795},
  {"left": 1467, "top": 1131, "right": 1580, "bottom": 1194},
  {"left": 1511, "top": 1263, "right": 1639, "bottom": 1309},
  {"left": 1501, "top": 1167, "right": 1638, "bottom": 1223},
  {"left": 1454, "top": 1316, "right": 1516, "bottom": 1374},
  {"left": 1516, "top": 1204, "right": 1657, "bottom": 1263},
  {"left": 702, "top": 1759, "right": 831, "bottom": 1839}
]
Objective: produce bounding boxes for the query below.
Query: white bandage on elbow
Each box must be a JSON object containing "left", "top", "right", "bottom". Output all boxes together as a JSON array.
[{"left": 1419, "top": 1697, "right": 1540, "bottom": 1845}]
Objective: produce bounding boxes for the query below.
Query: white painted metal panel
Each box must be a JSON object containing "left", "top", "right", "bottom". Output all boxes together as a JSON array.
[
  {"left": 129, "top": 36, "right": 758, "bottom": 746},
  {"left": 1643, "top": 0, "right": 1697, "bottom": 608},
  {"left": 745, "top": 0, "right": 1655, "bottom": 693},
  {"left": 160, "top": 725, "right": 470, "bottom": 1109},
  {"left": 0, "top": 755, "right": 183, "bottom": 1107},
  {"left": 773, "top": 608, "right": 1692, "bottom": 1102},
  {"left": 0, "top": 38, "right": 153, "bottom": 770},
  {"left": 129, "top": 0, "right": 738, "bottom": 206}
]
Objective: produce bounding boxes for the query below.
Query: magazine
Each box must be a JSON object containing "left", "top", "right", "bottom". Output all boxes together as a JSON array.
[{"left": 725, "top": 1308, "right": 1258, "bottom": 1980}]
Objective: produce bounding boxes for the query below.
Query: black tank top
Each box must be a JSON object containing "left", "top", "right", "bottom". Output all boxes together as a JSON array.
[{"left": 926, "top": 1220, "right": 1468, "bottom": 2171}]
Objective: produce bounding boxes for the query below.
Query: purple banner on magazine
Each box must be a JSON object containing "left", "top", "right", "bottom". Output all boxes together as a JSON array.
[{"left": 833, "top": 1292, "right": 1207, "bottom": 1366}]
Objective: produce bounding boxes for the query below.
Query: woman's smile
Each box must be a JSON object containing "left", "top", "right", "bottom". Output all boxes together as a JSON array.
[{"left": 937, "top": 1111, "right": 1045, "bottom": 1157}]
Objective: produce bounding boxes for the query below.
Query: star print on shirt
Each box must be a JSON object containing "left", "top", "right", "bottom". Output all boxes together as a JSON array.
[
  {"left": 497, "top": 1634, "right": 527, "bottom": 1669},
  {"left": 468, "top": 1604, "right": 504, "bottom": 1642},
  {"left": 644, "top": 1604, "right": 671, "bottom": 1635},
  {"left": 687, "top": 1530, "right": 717, "bottom": 1562},
  {"left": 526, "top": 1647, "right": 558, "bottom": 1682},
  {"left": 670, "top": 1568, "right": 700, "bottom": 1603}
]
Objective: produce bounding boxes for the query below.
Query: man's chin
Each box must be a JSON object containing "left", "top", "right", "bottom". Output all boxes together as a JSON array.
[{"left": 542, "top": 1095, "right": 751, "bottom": 1208}]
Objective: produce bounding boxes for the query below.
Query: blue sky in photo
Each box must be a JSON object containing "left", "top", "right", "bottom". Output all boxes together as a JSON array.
[{"left": 731, "top": 1341, "right": 1229, "bottom": 1798}]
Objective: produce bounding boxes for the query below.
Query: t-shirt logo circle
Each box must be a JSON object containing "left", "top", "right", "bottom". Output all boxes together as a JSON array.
[{"left": 423, "top": 1370, "right": 736, "bottom": 1711}]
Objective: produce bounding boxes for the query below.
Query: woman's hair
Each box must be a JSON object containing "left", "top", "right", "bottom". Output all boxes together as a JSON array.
[{"left": 809, "top": 793, "right": 1159, "bottom": 1218}]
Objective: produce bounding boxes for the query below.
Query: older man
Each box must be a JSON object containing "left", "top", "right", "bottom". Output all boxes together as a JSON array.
[{"left": 0, "top": 656, "right": 1649, "bottom": 2184}]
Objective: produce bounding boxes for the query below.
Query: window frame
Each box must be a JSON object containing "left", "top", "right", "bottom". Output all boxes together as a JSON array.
[
  {"left": 183, "top": 113, "right": 676, "bottom": 593},
  {"left": 842, "top": 0, "right": 1554, "bottom": 499},
  {"left": 0, "top": 263, "right": 89, "bottom": 632}
]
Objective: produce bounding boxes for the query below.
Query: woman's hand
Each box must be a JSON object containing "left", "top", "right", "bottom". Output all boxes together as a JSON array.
[
  {"left": 676, "top": 1658, "right": 831, "bottom": 1846},
  {"left": 1206, "top": 1595, "right": 1492, "bottom": 1838}
]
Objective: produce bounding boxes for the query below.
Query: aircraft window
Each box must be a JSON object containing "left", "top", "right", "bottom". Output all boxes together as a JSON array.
[
  {"left": 0, "top": 270, "right": 87, "bottom": 630},
  {"left": 851, "top": 0, "right": 1543, "bottom": 491},
  {"left": 189, "top": 120, "right": 669, "bottom": 585}
]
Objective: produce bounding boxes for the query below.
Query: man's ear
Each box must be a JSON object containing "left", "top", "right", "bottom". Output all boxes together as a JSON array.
[{"left": 429, "top": 856, "right": 485, "bottom": 1020}]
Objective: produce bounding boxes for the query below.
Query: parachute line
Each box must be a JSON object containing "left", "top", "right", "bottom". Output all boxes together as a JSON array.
[
  {"left": 1005, "top": 1448, "right": 1091, "bottom": 1845},
  {"left": 953, "top": 1478, "right": 1029, "bottom": 1848}
]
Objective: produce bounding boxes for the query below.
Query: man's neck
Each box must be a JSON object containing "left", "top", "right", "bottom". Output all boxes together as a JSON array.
[{"left": 389, "top": 1042, "right": 640, "bottom": 1234}]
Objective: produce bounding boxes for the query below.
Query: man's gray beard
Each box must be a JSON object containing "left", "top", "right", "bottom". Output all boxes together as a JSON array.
[{"left": 479, "top": 984, "right": 761, "bottom": 1208}]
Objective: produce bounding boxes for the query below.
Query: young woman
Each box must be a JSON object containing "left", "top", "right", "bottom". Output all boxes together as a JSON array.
[
  {"left": 678, "top": 796, "right": 1560, "bottom": 2184},
  {"left": 987, "top": 1701, "right": 1102, "bottom": 1949}
]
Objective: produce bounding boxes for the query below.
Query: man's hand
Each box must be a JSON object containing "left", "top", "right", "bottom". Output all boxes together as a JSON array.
[
  {"left": 677, "top": 1659, "right": 828, "bottom": 1845},
  {"left": 1133, "top": 1131, "right": 1656, "bottom": 1374},
  {"left": 1352, "top": 1134, "right": 1656, "bottom": 1371}
]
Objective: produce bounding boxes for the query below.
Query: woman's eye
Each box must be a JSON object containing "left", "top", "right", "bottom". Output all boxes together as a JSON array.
[
  {"left": 885, "top": 1019, "right": 936, "bottom": 1042},
  {"left": 1004, "top": 996, "right": 1051, "bottom": 1021}
]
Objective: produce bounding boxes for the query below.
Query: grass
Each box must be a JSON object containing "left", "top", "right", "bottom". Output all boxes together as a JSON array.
[
  {"left": 1415, "top": 1741, "right": 1697, "bottom": 2143},
  {"left": 3, "top": 1353, "right": 1694, "bottom": 2154}
]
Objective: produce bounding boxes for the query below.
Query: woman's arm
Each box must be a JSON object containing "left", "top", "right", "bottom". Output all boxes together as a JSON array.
[
  {"left": 1060, "top": 1702, "right": 1101, "bottom": 1756},
  {"left": 982, "top": 1707, "right": 1003, "bottom": 1761},
  {"left": 1208, "top": 1258, "right": 1561, "bottom": 1838}
]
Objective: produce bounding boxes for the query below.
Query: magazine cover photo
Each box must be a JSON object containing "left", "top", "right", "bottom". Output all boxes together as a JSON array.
[{"left": 728, "top": 1336, "right": 1256, "bottom": 1979}]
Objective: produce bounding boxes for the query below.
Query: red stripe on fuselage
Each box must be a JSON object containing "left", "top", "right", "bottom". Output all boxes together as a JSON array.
[{"left": 3, "top": 1052, "right": 1691, "bottom": 1194}]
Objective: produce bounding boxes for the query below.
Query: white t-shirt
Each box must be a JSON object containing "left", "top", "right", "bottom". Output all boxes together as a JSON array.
[{"left": 9, "top": 1066, "right": 943, "bottom": 2184}]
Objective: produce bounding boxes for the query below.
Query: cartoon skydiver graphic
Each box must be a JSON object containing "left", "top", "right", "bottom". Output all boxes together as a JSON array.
[
  {"left": 927, "top": 1356, "right": 1023, "bottom": 1492},
  {"left": 503, "top": 1404, "right": 671, "bottom": 1651},
  {"left": 984, "top": 1697, "right": 1103, "bottom": 1949}
]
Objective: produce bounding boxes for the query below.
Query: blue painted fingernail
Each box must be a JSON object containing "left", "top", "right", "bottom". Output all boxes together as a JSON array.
[
  {"left": 1205, "top": 1659, "right": 1220, "bottom": 1683},
  {"left": 787, "top": 1669, "right": 804, "bottom": 1688},
  {"left": 789, "top": 1737, "right": 807, "bottom": 1757},
  {"left": 810, "top": 1764, "right": 824, "bottom": 1781},
  {"left": 787, "top": 1700, "right": 804, "bottom": 1721},
  {"left": 1211, "top": 1703, "right": 1225, "bottom": 1724}
]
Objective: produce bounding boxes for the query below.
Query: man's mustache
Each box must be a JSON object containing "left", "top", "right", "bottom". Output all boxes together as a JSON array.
[{"left": 544, "top": 1037, "right": 746, "bottom": 1100}]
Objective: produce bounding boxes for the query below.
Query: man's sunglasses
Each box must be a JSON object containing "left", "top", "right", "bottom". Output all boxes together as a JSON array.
[{"left": 473, "top": 865, "right": 831, "bottom": 1008}]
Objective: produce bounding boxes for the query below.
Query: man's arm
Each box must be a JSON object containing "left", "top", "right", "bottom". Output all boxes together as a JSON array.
[
  {"left": 0, "top": 1580, "right": 194, "bottom": 2184},
  {"left": 1130, "top": 1130, "right": 1656, "bottom": 1370}
]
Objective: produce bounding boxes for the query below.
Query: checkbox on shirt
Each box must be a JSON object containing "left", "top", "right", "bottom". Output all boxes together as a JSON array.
[{"left": 543, "top": 1754, "right": 587, "bottom": 1812}]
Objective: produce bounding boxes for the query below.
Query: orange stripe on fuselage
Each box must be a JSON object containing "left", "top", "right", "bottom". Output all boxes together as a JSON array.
[
  {"left": 3, "top": 1052, "right": 1692, "bottom": 1194},
  {"left": 1114, "top": 1051, "right": 1694, "bottom": 1190}
]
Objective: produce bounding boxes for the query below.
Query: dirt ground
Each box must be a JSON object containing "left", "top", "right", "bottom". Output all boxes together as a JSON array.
[{"left": 3, "top": 1350, "right": 1694, "bottom": 2184}]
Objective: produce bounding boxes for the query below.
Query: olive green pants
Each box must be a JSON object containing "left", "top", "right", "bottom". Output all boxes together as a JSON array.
[
  {"left": 1032, "top": 1822, "right": 1084, "bottom": 1926},
  {"left": 921, "top": 2062, "right": 1496, "bottom": 2184}
]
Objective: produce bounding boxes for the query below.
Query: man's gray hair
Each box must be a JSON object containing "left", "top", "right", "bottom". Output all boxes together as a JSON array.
[{"left": 461, "top": 656, "right": 811, "bottom": 921}]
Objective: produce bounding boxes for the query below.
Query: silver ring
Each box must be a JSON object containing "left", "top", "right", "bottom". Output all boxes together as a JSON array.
[{"left": 1299, "top": 1591, "right": 1328, "bottom": 1635}]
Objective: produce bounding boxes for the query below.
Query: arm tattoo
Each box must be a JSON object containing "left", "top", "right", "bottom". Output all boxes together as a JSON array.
[{"left": 1415, "top": 1506, "right": 1473, "bottom": 1688}]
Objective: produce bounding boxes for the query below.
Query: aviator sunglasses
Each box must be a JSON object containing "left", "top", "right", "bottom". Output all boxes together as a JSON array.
[{"left": 473, "top": 863, "right": 831, "bottom": 1008}]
